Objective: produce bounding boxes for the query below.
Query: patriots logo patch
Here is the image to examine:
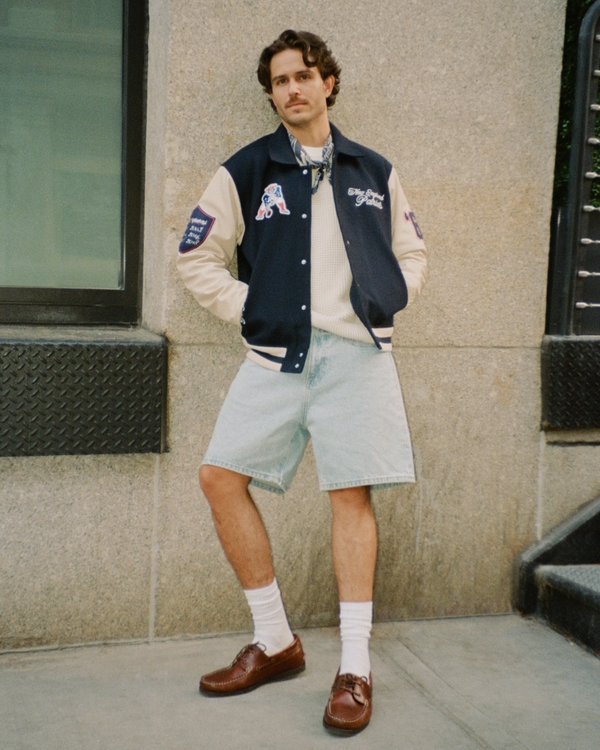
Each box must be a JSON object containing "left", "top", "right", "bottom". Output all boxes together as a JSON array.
[
  {"left": 404, "top": 210, "right": 423, "bottom": 239},
  {"left": 179, "top": 206, "right": 215, "bottom": 253},
  {"left": 256, "top": 183, "right": 290, "bottom": 220}
]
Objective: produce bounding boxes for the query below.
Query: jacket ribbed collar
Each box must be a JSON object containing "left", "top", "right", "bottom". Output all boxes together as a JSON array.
[{"left": 268, "top": 122, "right": 366, "bottom": 164}]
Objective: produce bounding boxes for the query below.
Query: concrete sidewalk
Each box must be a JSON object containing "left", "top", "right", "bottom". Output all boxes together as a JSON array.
[{"left": 1, "top": 615, "right": 599, "bottom": 749}]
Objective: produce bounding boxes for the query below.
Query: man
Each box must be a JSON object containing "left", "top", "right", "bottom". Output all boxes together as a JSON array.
[{"left": 177, "top": 29, "right": 427, "bottom": 736}]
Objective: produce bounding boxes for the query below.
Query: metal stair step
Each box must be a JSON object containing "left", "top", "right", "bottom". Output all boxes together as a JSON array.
[{"left": 534, "top": 564, "right": 600, "bottom": 655}]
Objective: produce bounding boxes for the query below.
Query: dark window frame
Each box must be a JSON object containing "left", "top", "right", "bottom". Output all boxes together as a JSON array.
[{"left": 0, "top": 0, "right": 147, "bottom": 326}]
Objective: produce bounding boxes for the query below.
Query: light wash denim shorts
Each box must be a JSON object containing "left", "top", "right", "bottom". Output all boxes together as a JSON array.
[{"left": 203, "top": 328, "right": 415, "bottom": 494}]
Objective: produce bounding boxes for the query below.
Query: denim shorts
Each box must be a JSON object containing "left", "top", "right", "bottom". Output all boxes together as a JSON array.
[{"left": 202, "top": 328, "right": 415, "bottom": 494}]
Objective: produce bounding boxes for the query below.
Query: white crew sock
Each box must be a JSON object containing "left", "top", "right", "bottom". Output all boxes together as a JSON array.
[
  {"left": 339, "top": 601, "right": 373, "bottom": 680},
  {"left": 244, "top": 579, "right": 294, "bottom": 656}
]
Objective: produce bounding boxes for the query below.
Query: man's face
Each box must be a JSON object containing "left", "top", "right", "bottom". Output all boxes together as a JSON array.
[{"left": 269, "top": 48, "right": 334, "bottom": 130}]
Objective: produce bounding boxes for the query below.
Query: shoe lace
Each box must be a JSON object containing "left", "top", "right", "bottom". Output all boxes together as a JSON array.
[
  {"left": 231, "top": 642, "right": 265, "bottom": 665},
  {"left": 334, "top": 674, "right": 367, "bottom": 704}
]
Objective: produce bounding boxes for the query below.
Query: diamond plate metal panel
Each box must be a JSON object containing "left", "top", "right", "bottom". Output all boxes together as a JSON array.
[
  {"left": 0, "top": 334, "right": 167, "bottom": 456},
  {"left": 542, "top": 336, "right": 600, "bottom": 429}
]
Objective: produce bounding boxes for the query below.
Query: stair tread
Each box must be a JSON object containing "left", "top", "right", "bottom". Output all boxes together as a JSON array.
[{"left": 536, "top": 565, "right": 600, "bottom": 609}]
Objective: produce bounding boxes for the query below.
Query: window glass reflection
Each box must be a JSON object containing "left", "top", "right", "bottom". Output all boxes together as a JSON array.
[{"left": 0, "top": 0, "right": 123, "bottom": 289}]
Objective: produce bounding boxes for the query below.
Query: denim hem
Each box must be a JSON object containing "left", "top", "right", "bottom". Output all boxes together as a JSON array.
[
  {"left": 202, "top": 458, "right": 287, "bottom": 495},
  {"left": 319, "top": 475, "right": 416, "bottom": 491}
]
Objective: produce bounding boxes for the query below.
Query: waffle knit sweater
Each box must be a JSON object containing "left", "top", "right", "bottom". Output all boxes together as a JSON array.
[{"left": 305, "top": 145, "right": 375, "bottom": 343}]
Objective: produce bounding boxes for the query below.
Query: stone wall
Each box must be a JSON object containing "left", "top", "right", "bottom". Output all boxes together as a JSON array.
[{"left": 4, "top": 0, "right": 594, "bottom": 649}]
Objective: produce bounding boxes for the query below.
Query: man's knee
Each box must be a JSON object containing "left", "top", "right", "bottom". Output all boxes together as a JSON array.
[
  {"left": 329, "top": 485, "right": 372, "bottom": 513},
  {"left": 199, "top": 464, "right": 250, "bottom": 501}
]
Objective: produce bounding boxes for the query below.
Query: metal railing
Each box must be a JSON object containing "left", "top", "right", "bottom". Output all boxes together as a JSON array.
[{"left": 548, "top": 0, "right": 600, "bottom": 335}]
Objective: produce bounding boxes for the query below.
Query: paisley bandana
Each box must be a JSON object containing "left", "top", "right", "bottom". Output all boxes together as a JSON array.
[{"left": 287, "top": 131, "right": 334, "bottom": 195}]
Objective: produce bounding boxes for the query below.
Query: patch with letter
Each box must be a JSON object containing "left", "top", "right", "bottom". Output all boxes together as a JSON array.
[
  {"left": 404, "top": 210, "right": 423, "bottom": 239},
  {"left": 179, "top": 206, "right": 216, "bottom": 253},
  {"left": 256, "top": 183, "right": 291, "bottom": 220},
  {"left": 347, "top": 187, "right": 384, "bottom": 209}
]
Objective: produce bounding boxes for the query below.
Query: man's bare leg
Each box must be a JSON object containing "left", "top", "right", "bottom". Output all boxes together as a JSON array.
[
  {"left": 328, "top": 485, "right": 376, "bottom": 685},
  {"left": 199, "top": 464, "right": 295, "bottom": 658},
  {"left": 199, "top": 464, "right": 274, "bottom": 589},
  {"left": 329, "top": 485, "right": 377, "bottom": 602},
  {"left": 198, "top": 466, "right": 304, "bottom": 696},
  {"left": 323, "top": 485, "right": 375, "bottom": 733}
]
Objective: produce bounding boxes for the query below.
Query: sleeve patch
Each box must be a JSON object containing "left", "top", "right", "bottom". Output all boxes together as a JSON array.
[
  {"left": 179, "top": 206, "right": 216, "bottom": 253},
  {"left": 404, "top": 210, "right": 423, "bottom": 240}
]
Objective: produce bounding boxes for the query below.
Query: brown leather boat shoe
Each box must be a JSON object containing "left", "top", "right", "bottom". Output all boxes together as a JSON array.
[
  {"left": 199, "top": 634, "right": 305, "bottom": 696},
  {"left": 323, "top": 671, "right": 372, "bottom": 736}
]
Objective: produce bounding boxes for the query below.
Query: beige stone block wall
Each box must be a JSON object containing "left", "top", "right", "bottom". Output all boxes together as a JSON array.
[
  {"left": 0, "top": 455, "right": 156, "bottom": 648},
  {"left": 4, "top": 0, "right": 591, "bottom": 649},
  {"left": 538, "top": 436, "right": 600, "bottom": 536},
  {"left": 377, "top": 347, "right": 541, "bottom": 619}
]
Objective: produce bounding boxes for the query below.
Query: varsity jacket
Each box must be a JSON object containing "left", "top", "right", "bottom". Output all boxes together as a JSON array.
[{"left": 177, "top": 123, "right": 427, "bottom": 373}]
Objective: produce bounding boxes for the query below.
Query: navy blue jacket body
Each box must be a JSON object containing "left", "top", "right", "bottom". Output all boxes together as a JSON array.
[{"left": 222, "top": 123, "right": 409, "bottom": 374}]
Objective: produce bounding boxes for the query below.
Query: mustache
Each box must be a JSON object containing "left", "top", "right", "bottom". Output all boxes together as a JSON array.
[{"left": 286, "top": 98, "right": 308, "bottom": 108}]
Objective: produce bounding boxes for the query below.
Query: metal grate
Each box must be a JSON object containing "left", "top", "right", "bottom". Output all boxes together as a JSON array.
[
  {"left": 0, "top": 333, "right": 167, "bottom": 456},
  {"left": 542, "top": 336, "right": 600, "bottom": 428}
]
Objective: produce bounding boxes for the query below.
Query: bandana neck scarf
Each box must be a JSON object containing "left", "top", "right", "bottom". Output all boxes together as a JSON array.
[{"left": 287, "top": 131, "right": 334, "bottom": 195}]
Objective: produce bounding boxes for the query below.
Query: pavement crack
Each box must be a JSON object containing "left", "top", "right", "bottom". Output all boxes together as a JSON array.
[{"left": 373, "top": 639, "right": 530, "bottom": 750}]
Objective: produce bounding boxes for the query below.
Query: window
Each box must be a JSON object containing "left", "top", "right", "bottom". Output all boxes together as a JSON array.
[{"left": 0, "top": 0, "right": 145, "bottom": 324}]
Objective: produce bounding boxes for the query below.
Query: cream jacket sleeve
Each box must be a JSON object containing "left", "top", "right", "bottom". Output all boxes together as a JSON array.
[
  {"left": 176, "top": 166, "right": 248, "bottom": 325},
  {"left": 388, "top": 167, "right": 428, "bottom": 308}
]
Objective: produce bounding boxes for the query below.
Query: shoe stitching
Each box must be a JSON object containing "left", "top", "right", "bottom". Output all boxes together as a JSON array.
[
  {"left": 325, "top": 699, "right": 369, "bottom": 724},
  {"left": 202, "top": 640, "right": 303, "bottom": 688},
  {"left": 201, "top": 645, "right": 264, "bottom": 688},
  {"left": 202, "top": 659, "right": 300, "bottom": 688},
  {"left": 202, "top": 661, "right": 271, "bottom": 687},
  {"left": 325, "top": 675, "right": 371, "bottom": 724},
  {"left": 255, "top": 641, "right": 302, "bottom": 672}
]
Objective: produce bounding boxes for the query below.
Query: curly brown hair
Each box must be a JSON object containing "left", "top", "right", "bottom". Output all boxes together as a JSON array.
[{"left": 257, "top": 30, "right": 341, "bottom": 112}]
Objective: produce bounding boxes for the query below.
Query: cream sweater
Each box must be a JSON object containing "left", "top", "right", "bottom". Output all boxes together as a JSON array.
[
  {"left": 304, "top": 145, "right": 424, "bottom": 343},
  {"left": 308, "top": 156, "right": 372, "bottom": 342}
]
